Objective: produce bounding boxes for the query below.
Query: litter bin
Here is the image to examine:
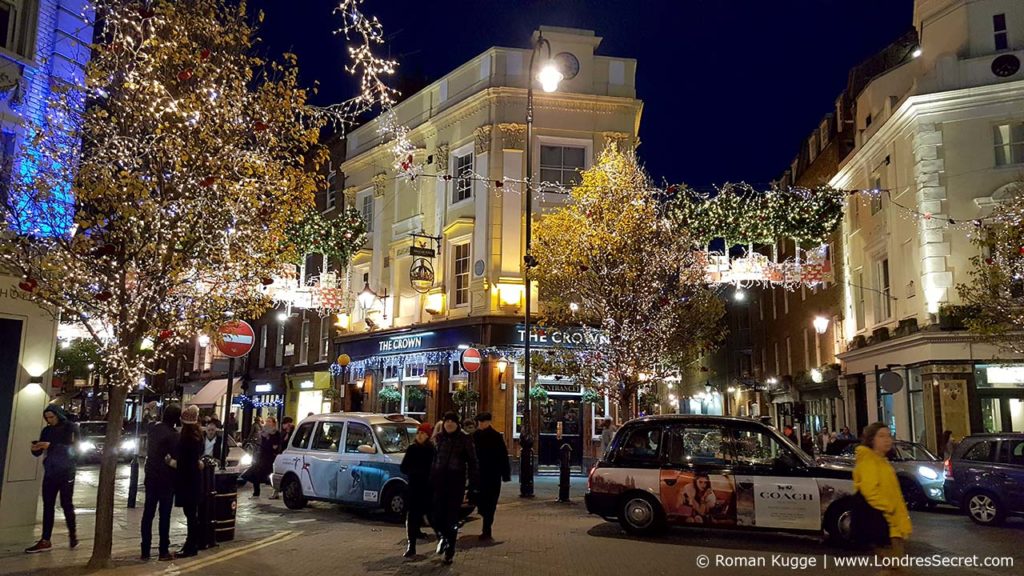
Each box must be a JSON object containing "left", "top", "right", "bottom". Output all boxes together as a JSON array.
[
  {"left": 198, "top": 458, "right": 217, "bottom": 549},
  {"left": 214, "top": 471, "right": 239, "bottom": 542}
]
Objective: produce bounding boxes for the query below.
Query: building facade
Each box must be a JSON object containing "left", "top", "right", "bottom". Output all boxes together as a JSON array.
[
  {"left": 0, "top": 0, "right": 91, "bottom": 530},
  {"left": 832, "top": 0, "right": 1024, "bottom": 451},
  {"left": 336, "top": 27, "right": 642, "bottom": 470}
]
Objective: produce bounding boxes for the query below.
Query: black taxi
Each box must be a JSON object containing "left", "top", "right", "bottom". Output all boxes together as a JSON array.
[{"left": 585, "top": 415, "right": 856, "bottom": 545}]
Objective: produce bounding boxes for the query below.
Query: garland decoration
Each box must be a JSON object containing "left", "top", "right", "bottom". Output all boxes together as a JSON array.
[{"left": 286, "top": 207, "right": 368, "bottom": 265}]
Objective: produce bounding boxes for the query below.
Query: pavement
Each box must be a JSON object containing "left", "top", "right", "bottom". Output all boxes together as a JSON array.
[{"left": 0, "top": 465, "right": 1022, "bottom": 576}]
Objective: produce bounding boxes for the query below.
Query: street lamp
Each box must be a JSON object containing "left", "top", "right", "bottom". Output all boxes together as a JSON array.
[
  {"left": 813, "top": 315, "right": 830, "bottom": 335},
  {"left": 522, "top": 31, "right": 562, "bottom": 499},
  {"left": 197, "top": 334, "right": 210, "bottom": 348}
]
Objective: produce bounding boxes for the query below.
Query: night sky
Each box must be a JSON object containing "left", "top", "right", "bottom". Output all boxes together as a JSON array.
[{"left": 252, "top": 0, "right": 915, "bottom": 188}]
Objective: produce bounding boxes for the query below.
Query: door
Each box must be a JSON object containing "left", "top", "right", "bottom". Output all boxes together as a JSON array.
[
  {"left": 0, "top": 319, "right": 22, "bottom": 503},
  {"left": 305, "top": 420, "right": 345, "bottom": 499},
  {"left": 660, "top": 423, "right": 736, "bottom": 527},
  {"left": 731, "top": 425, "right": 820, "bottom": 531},
  {"left": 996, "top": 438, "right": 1024, "bottom": 512},
  {"left": 538, "top": 396, "right": 583, "bottom": 468},
  {"left": 337, "top": 421, "right": 377, "bottom": 504}
]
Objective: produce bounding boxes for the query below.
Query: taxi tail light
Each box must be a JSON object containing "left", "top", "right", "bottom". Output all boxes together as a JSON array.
[
  {"left": 587, "top": 462, "right": 599, "bottom": 490},
  {"left": 943, "top": 458, "right": 953, "bottom": 479}
]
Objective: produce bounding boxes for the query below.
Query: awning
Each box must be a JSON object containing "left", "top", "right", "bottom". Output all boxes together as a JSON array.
[{"left": 189, "top": 379, "right": 243, "bottom": 407}]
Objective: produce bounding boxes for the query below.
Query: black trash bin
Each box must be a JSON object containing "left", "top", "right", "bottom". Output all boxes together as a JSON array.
[
  {"left": 198, "top": 458, "right": 217, "bottom": 549},
  {"left": 214, "top": 471, "right": 239, "bottom": 542}
]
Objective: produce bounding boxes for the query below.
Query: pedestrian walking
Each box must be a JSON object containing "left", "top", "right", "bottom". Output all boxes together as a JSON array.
[
  {"left": 599, "top": 418, "right": 618, "bottom": 457},
  {"left": 430, "top": 412, "right": 479, "bottom": 565},
  {"left": 269, "top": 417, "right": 294, "bottom": 499},
  {"left": 462, "top": 419, "right": 477, "bottom": 435},
  {"left": 141, "top": 404, "right": 181, "bottom": 561},
  {"left": 167, "top": 405, "right": 204, "bottom": 558},
  {"left": 400, "top": 422, "right": 435, "bottom": 558},
  {"left": 240, "top": 416, "right": 280, "bottom": 498},
  {"left": 852, "top": 422, "right": 912, "bottom": 562},
  {"left": 25, "top": 405, "right": 79, "bottom": 554},
  {"left": 472, "top": 412, "right": 511, "bottom": 540}
]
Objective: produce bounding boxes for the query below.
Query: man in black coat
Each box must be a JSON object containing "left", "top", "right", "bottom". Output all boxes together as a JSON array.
[
  {"left": 141, "top": 404, "right": 181, "bottom": 561},
  {"left": 472, "top": 412, "right": 511, "bottom": 540},
  {"left": 430, "top": 412, "right": 479, "bottom": 565},
  {"left": 399, "top": 421, "right": 435, "bottom": 558}
]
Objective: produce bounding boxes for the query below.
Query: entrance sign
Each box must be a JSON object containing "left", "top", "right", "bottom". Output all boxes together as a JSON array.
[{"left": 216, "top": 321, "right": 255, "bottom": 358}]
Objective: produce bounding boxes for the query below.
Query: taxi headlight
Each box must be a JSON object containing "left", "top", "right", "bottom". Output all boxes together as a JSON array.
[
  {"left": 78, "top": 441, "right": 96, "bottom": 452},
  {"left": 240, "top": 453, "right": 253, "bottom": 467},
  {"left": 918, "top": 465, "right": 939, "bottom": 480},
  {"left": 120, "top": 438, "right": 138, "bottom": 451}
]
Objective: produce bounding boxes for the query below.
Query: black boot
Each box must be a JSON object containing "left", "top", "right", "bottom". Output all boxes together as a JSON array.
[
  {"left": 404, "top": 541, "right": 416, "bottom": 558},
  {"left": 443, "top": 542, "right": 455, "bottom": 565}
]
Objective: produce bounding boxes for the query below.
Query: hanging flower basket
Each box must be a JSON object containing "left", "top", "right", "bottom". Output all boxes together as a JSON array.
[
  {"left": 452, "top": 387, "right": 479, "bottom": 408},
  {"left": 529, "top": 386, "right": 550, "bottom": 405},
  {"left": 581, "top": 388, "right": 601, "bottom": 405},
  {"left": 406, "top": 385, "right": 427, "bottom": 403},
  {"left": 379, "top": 386, "right": 401, "bottom": 404}
]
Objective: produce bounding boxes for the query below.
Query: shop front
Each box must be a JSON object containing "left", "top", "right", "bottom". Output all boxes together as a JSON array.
[
  {"left": 285, "top": 372, "right": 333, "bottom": 422},
  {"left": 240, "top": 379, "right": 285, "bottom": 438},
  {"left": 973, "top": 364, "right": 1024, "bottom": 433}
]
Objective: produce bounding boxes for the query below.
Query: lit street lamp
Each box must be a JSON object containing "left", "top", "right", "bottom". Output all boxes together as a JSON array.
[
  {"left": 522, "top": 31, "right": 562, "bottom": 498},
  {"left": 813, "top": 315, "right": 830, "bottom": 335}
]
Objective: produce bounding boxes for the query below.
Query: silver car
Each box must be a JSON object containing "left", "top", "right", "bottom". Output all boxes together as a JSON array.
[{"left": 818, "top": 439, "right": 945, "bottom": 508}]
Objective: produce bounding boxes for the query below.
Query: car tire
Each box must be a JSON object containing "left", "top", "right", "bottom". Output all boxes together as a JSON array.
[
  {"left": 824, "top": 499, "right": 856, "bottom": 547},
  {"left": 381, "top": 484, "right": 406, "bottom": 520},
  {"left": 281, "top": 475, "right": 307, "bottom": 510},
  {"left": 618, "top": 492, "right": 665, "bottom": 536},
  {"left": 964, "top": 491, "right": 1005, "bottom": 526}
]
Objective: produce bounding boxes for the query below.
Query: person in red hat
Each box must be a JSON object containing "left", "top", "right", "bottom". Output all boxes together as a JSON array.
[{"left": 399, "top": 421, "right": 435, "bottom": 558}]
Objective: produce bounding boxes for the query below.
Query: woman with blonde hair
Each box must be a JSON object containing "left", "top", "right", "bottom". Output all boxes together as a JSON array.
[{"left": 853, "top": 422, "right": 911, "bottom": 564}]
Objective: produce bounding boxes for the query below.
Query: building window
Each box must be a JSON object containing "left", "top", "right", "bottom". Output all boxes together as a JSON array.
[
  {"left": 401, "top": 364, "right": 426, "bottom": 417},
  {"left": 325, "top": 162, "right": 337, "bottom": 211},
  {"left": 870, "top": 176, "right": 883, "bottom": 214},
  {"left": 453, "top": 242, "right": 470, "bottom": 306},
  {"left": 539, "top": 145, "right": 585, "bottom": 190},
  {"left": 383, "top": 364, "right": 401, "bottom": 381},
  {"left": 994, "top": 13, "right": 1008, "bottom": 51},
  {"left": 771, "top": 289, "right": 777, "bottom": 319},
  {"left": 356, "top": 191, "right": 373, "bottom": 233},
  {"left": 319, "top": 317, "right": 330, "bottom": 362},
  {"left": 994, "top": 123, "right": 1024, "bottom": 166},
  {"left": 874, "top": 259, "right": 892, "bottom": 322},
  {"left": 855, "top": 268, "right": 866, "bottom": 331},
  {"left": 803, "top": 329, "right": 810, "bottom": 371},
  {"left": 258, "top": 324, "right": 268, "bottom": 369},
  {"left": 299, "top": 318, "right": 310, "bottom": 364},
  {"left": 452, "top": 152, "right": 473, "bottom": 203},
  {"left": 275, "top": 323, "right": 284, "bottom": 366},
  {"left": 785, "top": 337, "right": 792, "bottom": 375},
  {"left": 591, "top": 393, "right": 620, "bottom": 439},
  {"left": 773, "top": 341, "right": 780, "bottom": 376},
  {"left": 0, "top": 2, "right": 15, "bottom": 53}
]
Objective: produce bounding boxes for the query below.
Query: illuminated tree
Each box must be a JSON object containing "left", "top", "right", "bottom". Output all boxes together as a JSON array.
[
  {"left": 531, "top": 147, "right": 725, "bottom": 418},
  {"left": 959, "top": 187, "right": 1024, "bottom": 354},
  {"left": 0, "top": 0, "right": 376, "bottom": 566}
]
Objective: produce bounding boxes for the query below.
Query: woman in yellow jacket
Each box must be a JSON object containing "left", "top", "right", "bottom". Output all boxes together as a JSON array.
[{"left": 854, "top": 422, "right": 912, "bottom": 562}]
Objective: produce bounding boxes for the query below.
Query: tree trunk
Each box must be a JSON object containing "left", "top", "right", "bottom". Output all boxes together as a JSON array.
[
  {"left": 618, "top": 388, "right": 635, "bottom": 422},
  {"left": 87, "top": 384, "right": 128, "bottom": 569}
]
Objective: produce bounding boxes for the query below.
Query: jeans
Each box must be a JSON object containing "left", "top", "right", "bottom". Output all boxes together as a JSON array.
[
  {"left": 140, "top": 489, "right": 174, "bottom": 555},
  {"left": 41, "top": 474, "right": 76, "bottom": 541},
  {"left": 477, "top": 480, "right": 502, "bottom": 535}
]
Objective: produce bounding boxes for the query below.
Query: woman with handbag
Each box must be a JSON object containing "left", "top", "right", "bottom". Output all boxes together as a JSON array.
[{"left": 853, "top": 422, "right": 911, "bottom": 567}]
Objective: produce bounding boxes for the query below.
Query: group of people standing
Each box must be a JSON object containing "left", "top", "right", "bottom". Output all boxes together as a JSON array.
[{"left": 400, "top": 411, "right": 510, "bottom": 565}]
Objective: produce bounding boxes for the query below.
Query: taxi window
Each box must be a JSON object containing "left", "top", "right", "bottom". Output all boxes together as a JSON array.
[
  {"left": 615, "top": 426, "right": 663, "bottom": 467},
  {"left": 731, "top": 428, "right": 788, "bottom": 467},
  {"left": 291, "top": 422, "right": 314, "bottom": 449},
  {"left": 345, "top": 423, "right": 375, "bottom": 454},
  {"left": 664, "top": 425, "right": 729, "bottom": 466},
  {"left": 310, "top": 422, "right": 344, "bottom": 452}
]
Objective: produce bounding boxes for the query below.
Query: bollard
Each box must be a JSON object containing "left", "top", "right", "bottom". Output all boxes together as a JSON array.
[{"left": 558, "top": 443, "right": 572, "bottom": 502}]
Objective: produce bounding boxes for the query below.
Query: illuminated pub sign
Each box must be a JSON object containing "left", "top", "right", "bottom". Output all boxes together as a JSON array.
[{"left": 493, "top": 324, "right": 609, "bottom": 349}]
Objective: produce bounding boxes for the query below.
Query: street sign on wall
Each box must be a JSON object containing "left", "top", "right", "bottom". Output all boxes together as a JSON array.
[
  {"left": 461, "top": 347, "right": 482, "bottom": 373},
  {"left": 216, "top": 320, "right": 255, "bottom": 358}
]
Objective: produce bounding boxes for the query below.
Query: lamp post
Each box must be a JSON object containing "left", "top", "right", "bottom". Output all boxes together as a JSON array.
[{"left": 522, "top": 33, "right": 563, "bottom": 498}]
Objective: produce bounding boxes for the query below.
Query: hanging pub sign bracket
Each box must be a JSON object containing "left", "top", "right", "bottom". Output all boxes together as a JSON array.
[{"left": 409, "top": 231, "right": 442, "bottom": 257}]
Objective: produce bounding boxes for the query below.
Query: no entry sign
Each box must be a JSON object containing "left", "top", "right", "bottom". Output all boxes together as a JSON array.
[
  {"left": 216, "top": 320, "right": 255, "bottom": 358},
  {"left": 460, "top": 347, "right": 482, "bottom": 373}
]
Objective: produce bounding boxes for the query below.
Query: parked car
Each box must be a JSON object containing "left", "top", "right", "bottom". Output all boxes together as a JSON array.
[
  {"left": 75, "top": 421, "right": 139, "bottom": 463},
  {"left": 817, "top": 439, "right": 945, "bottom": 508},
  {"left": 271, "top": 413, "right": 421, "bottom": 517},
  {"left": 944, "top": 433, "right": 1024, "bottom": 526},
  {"left": 585, "top": 415, "right": 857, "bottom": 545}
]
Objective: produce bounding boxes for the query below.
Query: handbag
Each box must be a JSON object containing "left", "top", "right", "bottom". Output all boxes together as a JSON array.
[{"left": 850, "top": 491, "right": 891, "bottom": 548}]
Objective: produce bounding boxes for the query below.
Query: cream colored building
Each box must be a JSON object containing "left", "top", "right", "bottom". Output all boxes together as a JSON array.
[
  {"left": 336, "top": 26, "right": 642, "bottom": 470},
  {"left": 832, "top": 0, "right": 1024, "bottom": 448}
]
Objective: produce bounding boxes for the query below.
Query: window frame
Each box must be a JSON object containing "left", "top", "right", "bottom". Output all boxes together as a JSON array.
[
  {"left": 310, "top": 421, "right": 345, "bottom": 452},
  {"left": 610, "top": 424, "right": 666, "bottom": 469},
  {"left": 275, "top": 322, "right": 285, "bottom": 366},
  {"left": 535, "top": 136, "right": 592, "bottom": 193},
  {"left": 994, "top": 123, "right": 1024, "bottom": 167},
  {"left": 291, "top": 422, "right": 315, "bottom": 449},
  {"left": 319, "top": 316, "right": 330, "bottom": 362},
  {"left": 356, "top": 188, "right": 374, "bottom": 233},
  {"left": 451, "top": 149, "right": 474, "bottom": 204},
  {"left": 994, "top": 13, "right": 1008, "bottom": 51},
  {"left": 325, "top": 160, "right": 338, "bottom": 212},
  {"left": 538, "top": 144, "right": 587, "bottom": 191},
  {"left": 874, "top": 258, "right": 892, "bottom": 323},
  {"left": 344, "top": 422, "right": 375, "bottom": 454},
  {"left": 299, "top": 317, "right": 310, "bottom": 365},
  {"left": 452, "top": 241, "right": 471, "bottom": 307},
  {"left": 258, "top": 324, "right": 267, "bottom": 369}
]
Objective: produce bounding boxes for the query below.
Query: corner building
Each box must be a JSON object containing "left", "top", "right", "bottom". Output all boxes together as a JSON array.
[{"left": 336, "top": 27, "right": 642, "bottom": 471}]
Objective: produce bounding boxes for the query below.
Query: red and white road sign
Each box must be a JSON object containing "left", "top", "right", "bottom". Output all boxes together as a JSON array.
[
  {"left": 216, "top": 320, "right": 255, "bottom": 358},
  {"left": 461, "top": 347, "right": 482, "bottom": 373}
]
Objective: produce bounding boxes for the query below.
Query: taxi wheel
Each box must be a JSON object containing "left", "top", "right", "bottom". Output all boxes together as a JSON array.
[
  {"left": 965, "top": 491, "right": 1005, "bottom": 526},
  {"left": 824, "top": 499, "right": 855, "bottom": 547},
  {"left": 382, "top": 485, "right": 406, "bottom": 520},
  {"left": 618, "top": 493, "right": 664, "bottom": 536},
  {"left": 281, "top": 476, "right": 307, "bottom": 510}
]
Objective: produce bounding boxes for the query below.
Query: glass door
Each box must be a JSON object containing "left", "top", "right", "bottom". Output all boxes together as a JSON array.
[{"left": 538, "top": 396, "right": 584, "bottom": 468}]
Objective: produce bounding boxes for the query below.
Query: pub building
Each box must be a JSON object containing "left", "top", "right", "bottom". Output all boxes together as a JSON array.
[{"left": 334, "top": 317, "right": 618, "bottom": 472}]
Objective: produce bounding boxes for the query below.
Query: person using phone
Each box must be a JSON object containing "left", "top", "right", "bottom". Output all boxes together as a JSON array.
[{"left": 25, "top": 405, "right": 79, "bottom": 554}]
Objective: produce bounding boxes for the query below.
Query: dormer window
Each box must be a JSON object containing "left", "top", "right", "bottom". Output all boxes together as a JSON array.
[{"left": 994, "top": 14, "right": 1008, "bottom": 51}]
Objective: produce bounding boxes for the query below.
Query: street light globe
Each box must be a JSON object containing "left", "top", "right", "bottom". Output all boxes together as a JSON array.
[
  {"left": 727, "top": 386, "right": 736, "bottom": 393},
  {"left": 811, "top": 368, "right": 824, "bottom": 383},
  {"left": 497, "top": 358, "right": 509, "bottom": 375},
  {"left": 911, "top": 47, "right": 923, "bottom": 58},
  {"left": 733, "top": 289, "right": 746, "bottom": 302},
  {"left": 569, "top": 302, "right": 580, "bottom": 313},
  {"left": 813, "top": 315, "right": 830, "bottom": 335},
  {"left": 276, "top": 311, "right": 288, "bottom": 323},
  {"left": 537, "top": 62, "right": 563, "bottom": 93},
  {"left": 357, "top": 282, "right": 377, "bottom": 310}
]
